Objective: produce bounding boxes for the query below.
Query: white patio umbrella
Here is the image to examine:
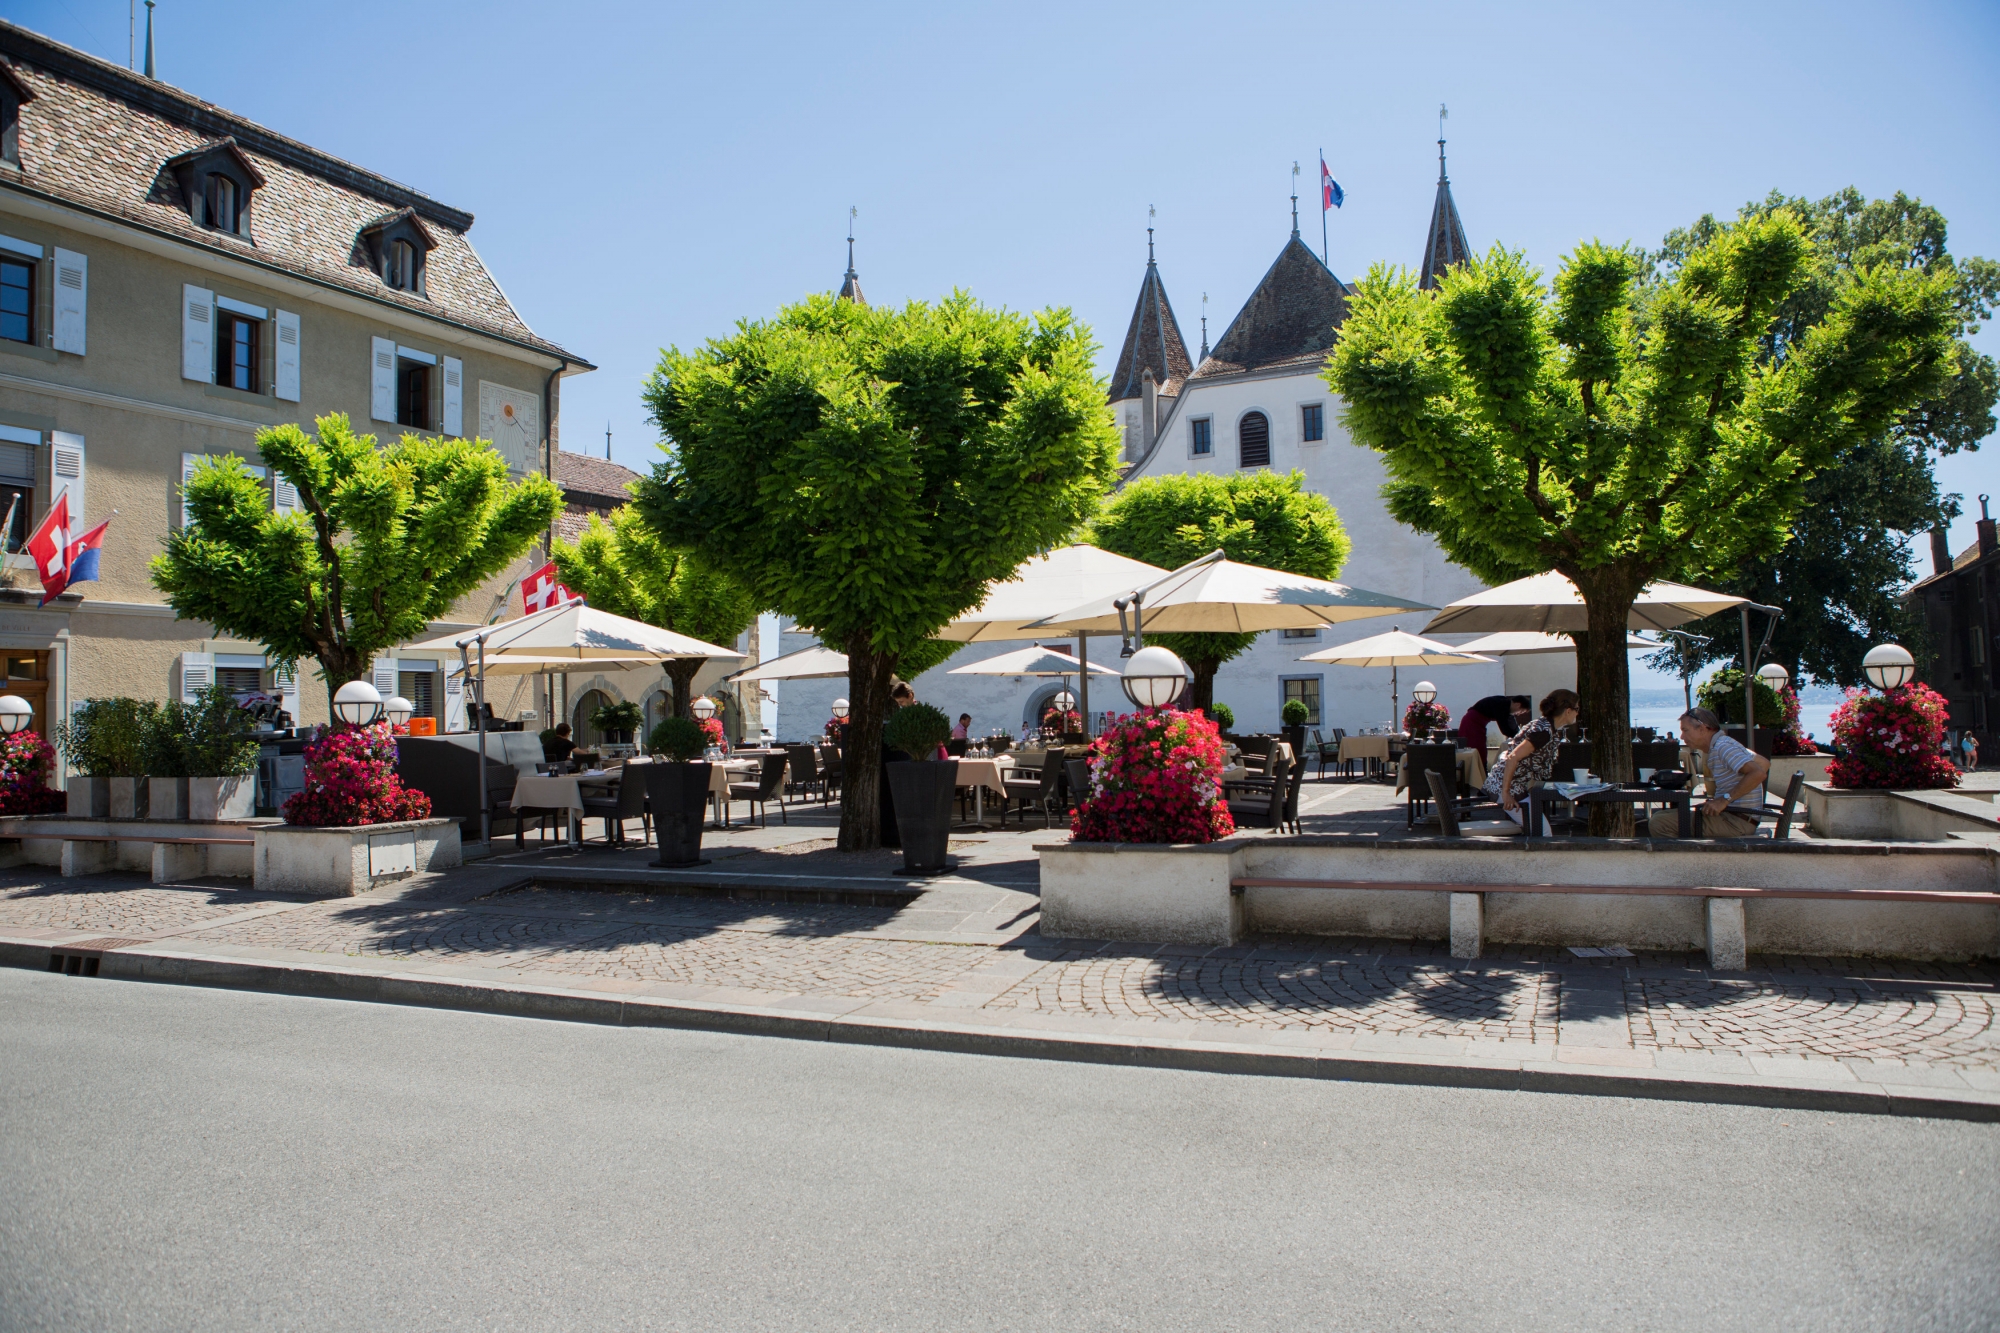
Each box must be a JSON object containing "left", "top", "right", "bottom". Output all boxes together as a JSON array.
[
  {"left": 1421, "top": 571, "right": 1746, "bottom": 635},
  {"left": 724, "top": 644, "right": 849, "bottom": 684},
  {"left": 1296, "top": 627, "right": 1496, "bottom": 730},
  {"left": 1029, "top": 549, "right": 1433, "bottom": 637},
  {"left": 945, "top": 644, "right": 1122, "bottom": 678},
  {"left": 1453, "top": 631, "right": 1660, "bottom": 655},
  {"left": 941, "top": 545, "right": 1168, "bottom": 732}
]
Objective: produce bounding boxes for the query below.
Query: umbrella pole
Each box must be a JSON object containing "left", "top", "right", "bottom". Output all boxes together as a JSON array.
[
  {"left": 1077, "top": 633, "right": 1089, "bottom": 736},
  {"left": 477, "top": 639, "right": 489, "bottom": 848},
  {"left": 1740, "top": 605, "right": 1755, "bottom": 757},
  {"left": 1391, "top": 663, "right": 1399, "bottom": 734}
]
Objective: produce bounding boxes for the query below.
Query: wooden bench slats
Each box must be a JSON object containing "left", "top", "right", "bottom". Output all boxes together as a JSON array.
[
  {"left": 17, "top": 834, "right": 254, "bottom": 846},
  {"left": 1228, "top": 878, "right": 2000, "bottom": 906}
]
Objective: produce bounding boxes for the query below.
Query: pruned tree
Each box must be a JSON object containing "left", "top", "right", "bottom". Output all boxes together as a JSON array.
[
  {"left": 1327, "top": 213, "right": 1957, "bottom": 827},
  {"left": 552, "top": 505, "right": 758, "bottom": 718},
  {"left": 1088, "top": 470, "right": 1350, "bottom": 713},
  {"left": 637, "top": 292, "right": 1120, "bottom": 851},
  {"left": 151, "top": 413, "right": 560, "bottom": 712}
]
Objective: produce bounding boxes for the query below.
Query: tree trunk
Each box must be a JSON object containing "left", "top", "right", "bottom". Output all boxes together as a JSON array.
[
  {"left": 318, "top": 646, "right": 370, "bottom": 727},
  {"left": 1567, "top": 564, "right": 1645, "bottom": 837},
  {"left": 1187, "top": 657, "right": 1220, "bottom": 716},
  {"left": 836, "top": 636, "right": 898, "bottom": 852},
  {"left": 664, "top": 658, "right": 705, "bottom": 719}
]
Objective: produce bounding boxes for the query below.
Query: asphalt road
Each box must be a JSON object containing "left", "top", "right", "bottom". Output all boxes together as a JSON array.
[{"left": 2, "top": 969, "right": 1996, "bottom": 1332}]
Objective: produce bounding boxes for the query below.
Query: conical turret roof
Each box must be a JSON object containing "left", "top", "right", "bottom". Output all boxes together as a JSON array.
[
  {"left": 838, "top": 230, "right": 865, "bottom": 305},
  {"left": 1108, "top": 235, "right": 1193, "bottom": 401},
  {"left": 1419, "top": 140, "right": 1472, "bottom": 291},
  {"left": 1193, "top": 235, "right": 1350, "bottom": 380}
]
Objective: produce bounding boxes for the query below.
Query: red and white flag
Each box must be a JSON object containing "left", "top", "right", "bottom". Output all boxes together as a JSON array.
[
  {"left": 26, "top": 492, "right": 72, "bottom": 605},
  {"left": 521, "top": 561, "right": 577, "bottom": 615}
]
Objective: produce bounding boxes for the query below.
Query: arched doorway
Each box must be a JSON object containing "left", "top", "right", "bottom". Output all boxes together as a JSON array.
[{"left": 572, "top": 688, "right": 611, "bottom": 747}]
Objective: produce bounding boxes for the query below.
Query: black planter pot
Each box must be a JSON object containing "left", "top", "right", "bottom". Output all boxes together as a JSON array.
[
  {"left": 886, "top": 759, "right": 956, "bottom": 874},
  {"left": 644, "top": 761, "right": 712, "bottom": 866},
  {"left": 1282, "top": 724, "right": 1307, "bottom": 758}
]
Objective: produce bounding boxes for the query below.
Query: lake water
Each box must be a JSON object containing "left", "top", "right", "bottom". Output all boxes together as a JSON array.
[{"left": 1629, "top": 693, "right": 1841, "bottom": 748}]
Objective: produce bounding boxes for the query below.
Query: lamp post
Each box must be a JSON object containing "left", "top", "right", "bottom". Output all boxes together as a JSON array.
[
  {"left": 830, "top": 698, "right": 850, "bottom": 720},
  {"left": 0, "top": 694, "right": 32, "bottom": 735},
  {"left": 1410, "top": 680, "right": 1437, "bottom": 738},
  {"left": 691, "top": 696, "right": 717, "bottom": 720},
  {"left": 1120, "top": 646, "right": 1188, "bottom": 710},
  {"left": 383, "top": 695, "right": 415, "bottom": 729},
  {"left": 332, "top": 680, "right": 383, "bottom": 727},
  {"left": 1756, "top": 663, "right": 1788, "bottom": 690},
  {"left": 1862, "top": 643, "right": 1915, "bottom": 691}
]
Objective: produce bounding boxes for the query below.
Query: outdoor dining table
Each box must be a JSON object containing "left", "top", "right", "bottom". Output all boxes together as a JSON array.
[
  {"left": 1523, "top": 782, "right": 1697, "bottom": 839},
  {"left": 511, "top": 769, "right": 620, "bottom": 843},
  {"left": 1393, "top": 747, "right": 1488, "bottom": 794},
  {"left": 953, "top": 754, "right": 1015, "bottom": 825}
]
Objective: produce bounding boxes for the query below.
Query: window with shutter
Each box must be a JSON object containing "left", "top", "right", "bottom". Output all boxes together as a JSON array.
[
  {"left": 180, "top": 652, "right": 214, "bottom": 703},
  {"left": 183, "top": 285, "right": 215, "bottom": 382},
  {"left": 370, "top": 336, "right": 396, "bottom": 421},
  {"left": 272, "top": 476, "right": 300, "bottom": 513},
  {"left": 444, "top": 666, "right": 466, "bottom": 733},
  {"left": 51, "top": 249, "right": 85, "bottom": 355},
  {"left": 0, "top": 256, "right": 30, "bottom": 345},
  {"left": 442, "top": 357, "right": 464, "bottom": 436},
  {"left": 372, "top": 658, "right": 398, "bottom": 696},
  {"left": 1238, "top": 411, "right": 1271, "bottom": 469},
  {"left": 274, "top": 309, "right": 300, "bottom": 402},
  {"left": 51, "top": 432, "right": 83, "bottom": 526}
]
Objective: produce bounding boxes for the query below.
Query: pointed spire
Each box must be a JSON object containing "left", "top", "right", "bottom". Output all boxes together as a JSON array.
[
  {"left": 1108, "top": 223, "right": 1193, "bottom": 404},
  {"left": 1196, "top": 233, "right": 1350, "bottom": 380},
  {"left": 1419, "top": 105, "right": 1472, "bottom": 291},
  {"left": 143, "top": 0, "right": 157, "bottom": 80},
  {"left": 1290, "top": 161, "right": 1301, "bottom": 239},
  {"left": 838, "top": 205, "right": 865, "bottom": 305},
  {"left": 1200, "top": 293, "right": 1209, "bottom": 362}
]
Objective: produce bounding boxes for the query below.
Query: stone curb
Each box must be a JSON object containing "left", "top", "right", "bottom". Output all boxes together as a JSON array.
[{"left": 8, "top": 935, "right": 1996, "bottom": 1122}]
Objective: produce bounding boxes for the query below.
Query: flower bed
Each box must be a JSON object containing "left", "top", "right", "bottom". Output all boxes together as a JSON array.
[
  {"left": 0, "top": 731, "right": 66, "bottom": 817},
  {"left": 282, "top": 723, "right": 432, "bottom": 826},
  {"left": 1070, "top": 708, "right": 1234, "bottom": 844},
  {"left": 1826, "top": 683, "right": 1958, "bottom": 790}
]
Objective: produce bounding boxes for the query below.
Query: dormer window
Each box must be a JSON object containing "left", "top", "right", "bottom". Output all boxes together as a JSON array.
[
  {"left": 356, "top": 209, "right": 434, "bottom": 298},
  {"left": 0, "top": 62, "right": 35, "bottom": 168},
  {"left": 164, "top": 137, "right": 264, "bottom": 240}
]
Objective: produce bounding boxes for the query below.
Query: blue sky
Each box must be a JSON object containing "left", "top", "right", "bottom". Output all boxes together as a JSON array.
[{"left": 15, "top": 0, "right": 2000, "bottom": 590}]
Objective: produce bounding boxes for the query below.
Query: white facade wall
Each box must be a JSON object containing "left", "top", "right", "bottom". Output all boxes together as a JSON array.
[{"left": 1130, "top": 365, "right": 1503, "bottom": 735}]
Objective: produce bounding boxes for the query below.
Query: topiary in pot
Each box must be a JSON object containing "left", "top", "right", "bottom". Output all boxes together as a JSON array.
[
  {"left": 1280, "top": 697, "right": 1312, "bottom": 759},
  {"left": 644, "top": 715, "right": 712, "bottom": 866},
  {"left": 54, "top": 699, "right": 113, "bottom": 817},
  {"left": 882, "top": 703, "right": 956, "bottom": 874},
  {"left": 144, "top": 699, "right": 194, "bottom": 820},
  {"left": 1208, "top": 702, "right": 1236, "bottom": 732},
  {"left": 590, "top": 698, "right": 643, "bottom": 744}
]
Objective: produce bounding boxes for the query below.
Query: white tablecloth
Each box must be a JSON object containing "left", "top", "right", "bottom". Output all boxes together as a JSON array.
[
  {"left": 953, "top": 755, "right": 1016, "bottom": 798},
  {"left": 511, "top": 773, "right": 595, "bottom": 814}
]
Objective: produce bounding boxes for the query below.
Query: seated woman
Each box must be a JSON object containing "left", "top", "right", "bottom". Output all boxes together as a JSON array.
[
  {"left": 1458, "top": 694, "right": 1528, "bottom": 757},
  {"left": 1478, "top": 689, "right": 1580, "bottom": 833}
]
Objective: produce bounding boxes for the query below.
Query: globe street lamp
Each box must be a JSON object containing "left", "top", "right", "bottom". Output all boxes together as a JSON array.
[
  {"left": 830, "top": 698, "right": 850, "bottom": 720},
  {"left": 1411, "top": 681, "right": 1437, "bottom": 703},
  {"left": 1050, "top": 689, "right": 1077, "bottom": 713},
  {"left": 1862, "top": 643, "right": 1915, "bottom": 691},
  {"left": 332, "top": 679, "right": 383, "bottom": 726},
  {"left": 691, "top": 696, "right": 718, "bottom": 721},
  {"left": 0, "top": 694, "right": 32, "bottom": 735},
  {"left": 1120, "top": 645, "right": 1188, "bottom": 710},
  {"left": 383, "top": 695, "right": 415, "bottom": 728},
  {"left": 1756, "top": 663, "right": 1789, "bottom": 691}
]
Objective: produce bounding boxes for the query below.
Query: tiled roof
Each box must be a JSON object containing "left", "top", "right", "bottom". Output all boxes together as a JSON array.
[
  {"left": 1419, "top": 144, "right": 1472, "bottom": 291},
  {"left": 0, "top": 21, "right": 590, "bottom": 368},
  {"left": 554, "top": 450, "right": 640, "bottom": 505},
  {"left": 1191, "top": 235, "right": 1350, "bottom": 380},
  {"left": 1107, "top": 251, "right": 1193, "bottom": 402}
]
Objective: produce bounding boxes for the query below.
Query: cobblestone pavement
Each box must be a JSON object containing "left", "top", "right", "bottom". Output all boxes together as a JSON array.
[{"left": 6, "top": 869, "right": 1997, "bottom": 1072}]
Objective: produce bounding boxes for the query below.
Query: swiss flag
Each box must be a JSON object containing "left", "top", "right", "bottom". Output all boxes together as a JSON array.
[
  {"left": 521, "top": 561, "right": 577, "bottom": 615},
  {"left": 26, "top": 493, "right": 72, "bottom": 605}
]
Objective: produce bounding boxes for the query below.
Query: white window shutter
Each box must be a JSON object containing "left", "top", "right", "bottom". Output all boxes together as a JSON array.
[
  {"left": 50, "top": 431, "right": 84, "bottom": 528},
  {"left": 182, "top": 284, "right": 215, "bottom": 382},
  {"left": 273, "top": 660, "right": 300, "bottom": 720},
  {"left": 444, "top": 664, "right": 466, "bottom": 733},
  {"left": 180, "top": 452, "right": 205, "bottom": 528},
  {"left": 274, "top": 309, "right": 301, "bottom": 402},
  {"left": 51, "top": 249, "right": 86, "bottom": 355},
  {"left": 442, "top": 356, "right": 463, "bottom": 436},
  {"left": 272, "top": 473, "right": 300, "bottom": 515},
  {"left": 180, "top": 651, "right": 214, "bottom": 704},
  {"left": 370, "top": 336, "right": 396, "bottom": 422},
  {"left": 371, "top": 657, "right": 397, "bottom": 696}
]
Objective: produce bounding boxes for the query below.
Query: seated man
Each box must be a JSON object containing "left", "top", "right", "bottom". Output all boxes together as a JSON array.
[
  {"left": 1662, "top": 707, "right": 1770, "bottom": 839},
  {"left": 543, "top": 722, "right": 577, "bottom": 764}
]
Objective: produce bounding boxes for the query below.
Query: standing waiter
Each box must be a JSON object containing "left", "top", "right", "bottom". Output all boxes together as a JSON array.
[{"left": 1459, "top": 695, "right": 1530, "bottom": 762}]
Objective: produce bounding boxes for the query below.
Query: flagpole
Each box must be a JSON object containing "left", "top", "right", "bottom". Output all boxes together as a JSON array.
[{"left": 1320, "top": 147, "right": 1329, "bottom": 267}]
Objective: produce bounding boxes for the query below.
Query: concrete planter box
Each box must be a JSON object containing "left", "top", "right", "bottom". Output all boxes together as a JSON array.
[
  {"left": 1804, "top": 782, "right": 2000, "bottom": 843},
  {"left": 189, "top": 775, "right": 256, "bottom": 823},
  {"left": 108, "top": 776, "right": 148, "bottom": 820},
  {"left": 1768, "top": 754, "right": 1831, "bottom": 788},
  {"left": 149, "top": 777, "right": 190, "bottom": 821},
  {"left": 253, "top": 818, "right": 461, "bottom": 897},
  {"left": 66, "top": 776, "right": 109, "bottom": 818}
]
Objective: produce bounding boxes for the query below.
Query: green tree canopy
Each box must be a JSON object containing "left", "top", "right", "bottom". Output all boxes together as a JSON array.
[
  {"left": 1088, "top": 470, "right": 1350, "bottom": 713},
  {"left": 1326, "top": 213, "right": 1957, "bottom": 826},
  {"left": 151, "top": 413, "right": 560, "bottom": 711},
  {"left": 551, "top": 505, "right": 759, "bottom": 719},
  {"left": 636, "top": 291, "right": 1120, "bottom": 850},
  {"left": 1638, "top": 189, "right": 1997, "bottom": 686}
]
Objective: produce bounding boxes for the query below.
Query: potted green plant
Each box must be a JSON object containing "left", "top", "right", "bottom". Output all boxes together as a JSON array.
[
  {"left": 884, "top": 702, "right": 955, "bottom": 874},
  {"left": 183, "top": 684, "right": 261, "bottom": 821},
  {"left": 54, "top": 699, "right": 111, "bottom": 817},
  {"left": 1280, "top": 698, "right": 1311, "bottom": 759},
  {"left": 58, "top": 698, "right": 156, "bottom": 819},
  {"left": 644, "top": 715, "right": 711, "bottom": 866},
  {"left": 589, "top": 698, "right": 643, "bottom": 746},
  {"left": 145, "top": 699, "right": 193, "bottom": 820},
  {"left": 1208, "top": 701, "right": 1236, "bottom": 740}
]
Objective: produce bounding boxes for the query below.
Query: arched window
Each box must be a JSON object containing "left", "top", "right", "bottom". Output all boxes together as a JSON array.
[{"left": 1238, "top": 411, "right": 1270, "bottom": 469}]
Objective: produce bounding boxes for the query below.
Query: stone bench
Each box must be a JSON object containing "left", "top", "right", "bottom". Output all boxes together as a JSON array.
[
  {"left": 1228, "top": 877, "right": 2000, "bottom": 969},
  {"left": 0, "top": 817, "right": 272, "bottom": 883}
]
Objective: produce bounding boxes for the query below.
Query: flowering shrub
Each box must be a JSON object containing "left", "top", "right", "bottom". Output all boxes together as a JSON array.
[
  {"left": 0, "top": 730, "right": 65, "bottom": 817},
  {"left": 1404, "top": 699, "right": 1452, "bottom": 735},
  {"left": 1826, "top": 683, "right": 1958, "bottom": 790},
  {"left": 282, "top": 723, "right": 432, "bottom": 826},
  {"left": 1070, "top": 707, "right": 1235, "bottom": 844},
  {"left": 698, "top": 716, "right": 726, "bottom": 749}
]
